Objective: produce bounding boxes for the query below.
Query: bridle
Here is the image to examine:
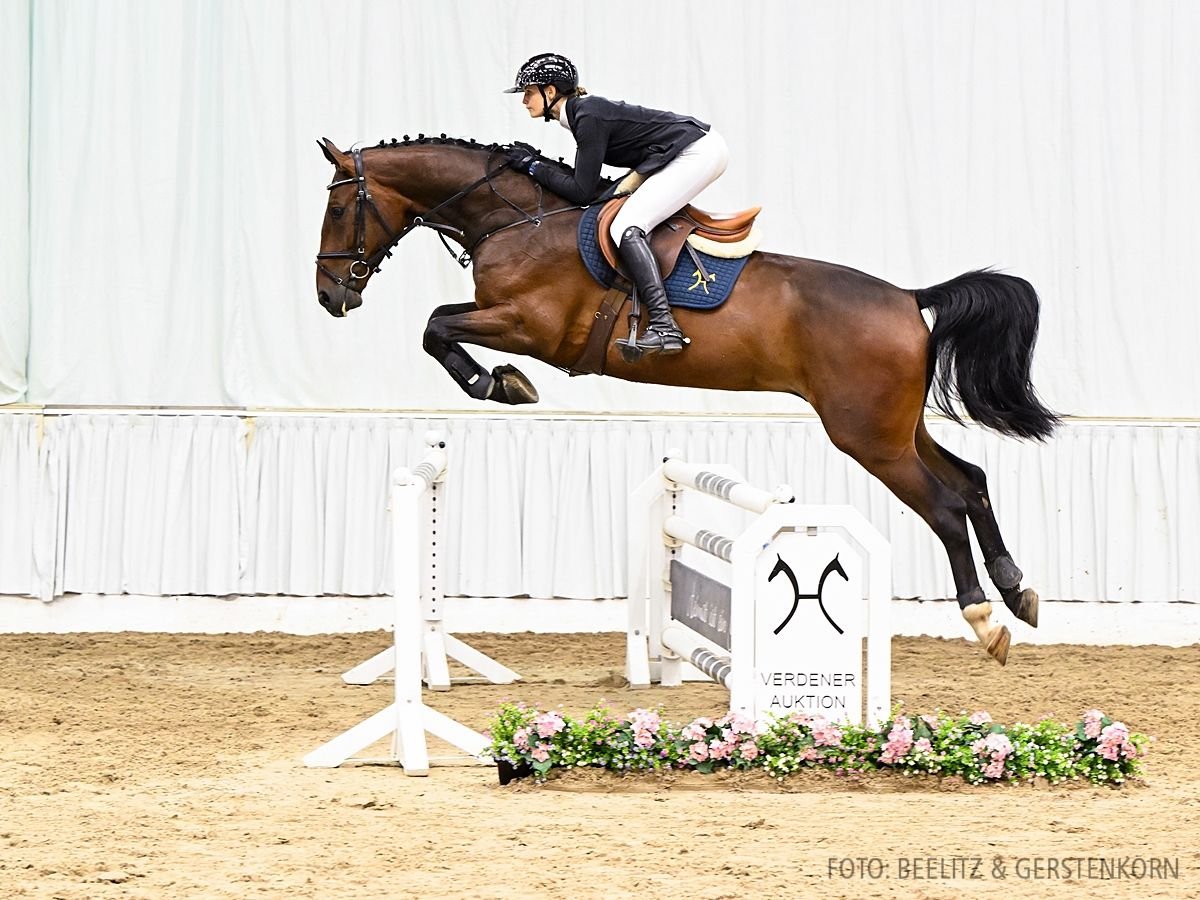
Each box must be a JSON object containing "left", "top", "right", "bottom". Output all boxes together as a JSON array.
[{"left": 315, "top": 144, "right": 580, "bottom": 286}]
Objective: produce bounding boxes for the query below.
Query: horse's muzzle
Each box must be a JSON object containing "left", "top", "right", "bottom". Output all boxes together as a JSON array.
[{"left": 318, "top": 284, "right": 364, "bottom": 318}]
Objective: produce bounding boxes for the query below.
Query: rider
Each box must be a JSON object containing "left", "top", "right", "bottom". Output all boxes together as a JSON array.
[{"left": 504, "top": 53, "right": 728, "bottom": 356}]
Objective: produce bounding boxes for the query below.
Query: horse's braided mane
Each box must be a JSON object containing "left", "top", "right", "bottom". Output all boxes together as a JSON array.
[{"left": 363, "top": 133, "right": 567, "bottom": 168}]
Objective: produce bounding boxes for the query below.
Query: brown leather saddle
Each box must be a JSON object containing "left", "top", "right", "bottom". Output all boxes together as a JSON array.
[{"left": 596, "top": 196, "right": 762, "bottom": 279}]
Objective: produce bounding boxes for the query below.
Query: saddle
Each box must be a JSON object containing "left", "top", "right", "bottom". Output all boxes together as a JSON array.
[
  {"left": 570, "top": 178, "right": 763, "bottom": 378},
  {"left": 596, "top": 196, "right": 763, "bottom": 280}
]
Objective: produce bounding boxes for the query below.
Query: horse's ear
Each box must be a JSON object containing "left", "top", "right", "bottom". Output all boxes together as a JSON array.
[{"left": 318, "top": 137, "right": 343, "bottom": 166}]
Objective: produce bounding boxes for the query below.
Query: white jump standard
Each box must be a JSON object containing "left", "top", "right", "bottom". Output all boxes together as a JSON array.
[
  {"left": 626, "top": 452, "right": 892, "bottom": 726},
  {"left": 305, "top": 434, "right": 498, "bottom": 774},
  {"left": 339, "top": 436, "right": 519, "bottom": 691}
]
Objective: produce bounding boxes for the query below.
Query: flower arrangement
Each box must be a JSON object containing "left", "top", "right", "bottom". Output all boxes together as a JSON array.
[{"left": 487, "top": 704, "right": 1148, "bottom": 786}]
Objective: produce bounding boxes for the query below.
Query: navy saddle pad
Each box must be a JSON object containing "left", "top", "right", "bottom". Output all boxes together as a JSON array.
[{"left": 576, "top": 204, "right": 751, "bottom": 310}]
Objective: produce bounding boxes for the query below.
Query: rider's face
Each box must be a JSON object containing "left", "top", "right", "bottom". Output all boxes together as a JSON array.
[{"left": 521, "top": 84, "right": 555, "bottom": 118}]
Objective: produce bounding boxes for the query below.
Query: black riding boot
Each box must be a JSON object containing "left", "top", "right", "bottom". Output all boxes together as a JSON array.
[{"left": 617, "top": 226, "right": 688, "bottom": 355}]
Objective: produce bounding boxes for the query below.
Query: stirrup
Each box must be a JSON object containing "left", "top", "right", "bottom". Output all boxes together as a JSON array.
[{"left": 634, "top": 327, "right": 688, "bottom": 356}]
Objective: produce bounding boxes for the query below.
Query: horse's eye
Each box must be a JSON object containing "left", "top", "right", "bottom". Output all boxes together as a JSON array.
[{"left": 330, "top": 207, "right": 345, "bottom": 219}]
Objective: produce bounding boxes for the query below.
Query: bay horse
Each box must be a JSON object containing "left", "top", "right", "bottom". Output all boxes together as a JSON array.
[{"left": 314, "top": 135, "right": 1059, "bottom": 665}]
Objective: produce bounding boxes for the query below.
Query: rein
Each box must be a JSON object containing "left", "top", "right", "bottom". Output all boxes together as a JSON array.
[{"left": 316, "top": 146, "right": 583, "bottom": 285}]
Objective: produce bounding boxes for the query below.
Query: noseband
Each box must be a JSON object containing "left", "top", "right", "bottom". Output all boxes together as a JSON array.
[{"left": 316, "top": 146, "right": 551, "bottom": 286}]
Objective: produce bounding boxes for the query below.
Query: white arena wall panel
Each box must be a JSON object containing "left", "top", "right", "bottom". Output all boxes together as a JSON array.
[{"left": 0, "top": 411, "right": 1196, "bottom": 645}]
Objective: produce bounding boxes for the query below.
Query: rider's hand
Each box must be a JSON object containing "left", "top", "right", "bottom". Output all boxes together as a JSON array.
[{"left": 505, "top": 146, "right": 537, "bottom": 173}]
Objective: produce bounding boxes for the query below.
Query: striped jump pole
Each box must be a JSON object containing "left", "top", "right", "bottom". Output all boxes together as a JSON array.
[{"left": 662, "top": 457, "right": 794, "bottom": 513}]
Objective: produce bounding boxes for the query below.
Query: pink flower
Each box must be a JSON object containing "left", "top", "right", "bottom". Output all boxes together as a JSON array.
[
  {"left": 681, "top": 722, "right": 708, "bottom": 741},
  {"left": 740, "top": 741, "right": 760, "bottom": 761},
  {"left": 534, "top": 712, "right": 565, "bottom": 738},
  {"left": 970, "top": 730, "right": 1013, "bottom": 776},
  {"left": 633, "top": 729, "right": 656, "bottom": 749},
  {"left": 1101, "top": 719, "right": 1127, "bottom": 743},
  {"left": 983, "top": 733, "right": 1013, "bottom": 757},
  {"left": 629, "top": 710, "right": 661, "bottom": 749},
  {"left": 1083, "top": 709, "right": 1106, "bottom": 740},
  {"left": 726, "top": 713, "right": 756, "bottom": 735},
  {"left": 879, "top": 718, "right": 914, "bottom": 764},
  {"left": 969, "top": 711, "right": 992, "bottom": 726},
  {"left": 629, "top": 708, "right": 661, "bottom": 732},
  {"left": 1099, "top": 722, "right": 1132, "bottom": 761},
  {"left": 801, "top": 746, "right": 819, "bottom": 761},
  {"left": 914, "top": 738, "right": 933, "bottom": 754},
  {"left": 530, "top": 744, "right": 550, "bottom": 762},
  {"left": 708, "top": 740, "right": 733, "bottom": 760},
  {"left": 689, "top": 741, "right": 709, "bottom": 762},
  {"left": 921, "top": 714, "right": 939, "bottom": 728},
  {"left": 513, "top": 727, "right": 531, "bottom": 750},
  {"left": 811, "top": 717, "right": 843, "bottom": 747}
]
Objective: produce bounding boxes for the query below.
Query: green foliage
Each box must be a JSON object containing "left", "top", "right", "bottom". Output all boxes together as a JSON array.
[{"left": 485, "top": 704, "right": 1149, "bottom": 786}]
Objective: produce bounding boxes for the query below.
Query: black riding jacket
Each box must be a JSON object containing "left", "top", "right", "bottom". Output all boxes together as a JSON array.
[{"left": 530, "top": 94, "right": 710, "bottom": 204}]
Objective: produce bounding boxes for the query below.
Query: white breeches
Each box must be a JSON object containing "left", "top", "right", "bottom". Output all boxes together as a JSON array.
[{"left": 609, "top": 128, "right": 729, "bottom": 244}]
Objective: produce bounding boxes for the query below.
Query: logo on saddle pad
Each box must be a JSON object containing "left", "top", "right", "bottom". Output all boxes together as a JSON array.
[
  {"left": 577, "top": 203, "right": 759, "bottom": 311},
  {"left": 688, "top": 268, "right": 718, "bottom": 293}
]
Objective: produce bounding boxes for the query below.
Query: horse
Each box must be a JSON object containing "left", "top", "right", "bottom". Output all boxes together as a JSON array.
[{"left": 314, "top": 135, "right": 1059, "bottom": 665}]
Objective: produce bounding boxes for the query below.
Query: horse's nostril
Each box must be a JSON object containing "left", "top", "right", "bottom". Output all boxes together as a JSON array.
[{"left": 318, "top": 291, "right": 329, "bottom": 307}]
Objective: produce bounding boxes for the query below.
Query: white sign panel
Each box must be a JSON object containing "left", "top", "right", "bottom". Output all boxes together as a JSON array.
[{"left": 752, "top": 531, "right": 865, "bottom": 724}]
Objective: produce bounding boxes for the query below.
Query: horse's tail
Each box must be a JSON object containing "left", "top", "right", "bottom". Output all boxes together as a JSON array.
[{"left": 915, "top": 269, "right": 1060, "bottom": 441}]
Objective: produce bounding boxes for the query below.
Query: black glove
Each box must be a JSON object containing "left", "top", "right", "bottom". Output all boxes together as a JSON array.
[{"left": 505, "top": 145, "right": 537, "bottom": 173}]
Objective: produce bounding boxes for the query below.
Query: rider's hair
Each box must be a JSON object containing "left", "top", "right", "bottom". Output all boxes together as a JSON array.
[{"left": 550, "top": 82, "right": 587, "bottom": 98}]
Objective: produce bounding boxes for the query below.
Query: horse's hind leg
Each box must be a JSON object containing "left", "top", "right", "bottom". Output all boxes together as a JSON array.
[
  {"left": 422, "top": 302, "right": 539, "bottom": 405},
  {"left": 824, "top": 417, "right": 1012, "bottom": 665},
  {"left": 914, "top": 423, "right": 1038, "bottom": 627}
]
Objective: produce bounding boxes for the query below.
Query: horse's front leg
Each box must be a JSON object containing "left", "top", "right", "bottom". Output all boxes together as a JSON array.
[{"left": 422, "top": 302, "right": 539, "bottom": 405}]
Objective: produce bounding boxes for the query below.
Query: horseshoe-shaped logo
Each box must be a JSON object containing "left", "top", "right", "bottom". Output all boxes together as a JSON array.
[{"left": 768, "top": 553, "right": 849, "bottom": 635}]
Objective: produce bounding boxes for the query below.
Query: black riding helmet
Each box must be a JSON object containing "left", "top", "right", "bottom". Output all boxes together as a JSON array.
[{"left": 504, "top": 53, "right": 578, "bottom": 121}]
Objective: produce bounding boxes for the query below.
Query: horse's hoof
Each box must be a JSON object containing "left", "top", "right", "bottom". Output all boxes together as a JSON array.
[
  {"left": 986, "top": 625, "right": 1011, "bottom": 666},
  {"left": 962, "top": 601, "right": 1011, "bottom": 666},
  {"left": 489, "top": 364, "right": 539, "bottom": 405},
  {"left": 1003, "top": 587, "right": 1039, "bottom": 628}
]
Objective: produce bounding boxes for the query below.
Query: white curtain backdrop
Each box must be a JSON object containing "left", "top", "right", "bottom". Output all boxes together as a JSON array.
[
  {"left": 0, "top": 0, "right": 1196, "bottom": 414},
  {"left": 0, "top": 0, "right": 30, "bottom": 403},
  {"left": 4, "top": 412, "right": 1196, "bottom": 605},
  {"left": 2, "top": 3, "right": 1198, "bottom": 615},
  {"left": 48, "top": 414, "right": 244, "bottom": 598},
  {"left": 0, "top": 415, "right": 45, "bottom": 596}
]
